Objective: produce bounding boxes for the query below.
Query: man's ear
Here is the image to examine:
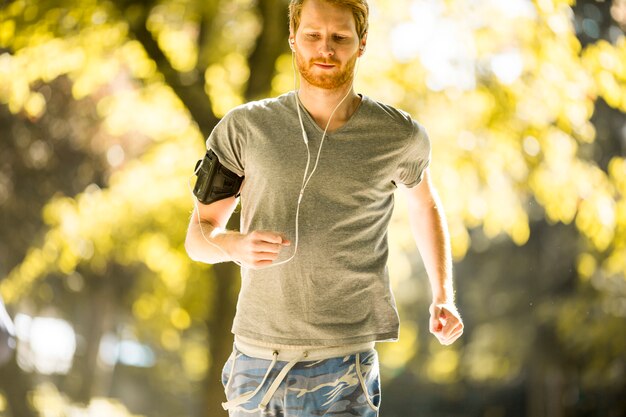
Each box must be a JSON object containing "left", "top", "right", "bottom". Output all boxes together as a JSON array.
[
  {"left": 358, "top": 33, "right": 368, "bottom": 56},
  {"left": 289, "top": 32, "right": 296, "bottom": 52}
]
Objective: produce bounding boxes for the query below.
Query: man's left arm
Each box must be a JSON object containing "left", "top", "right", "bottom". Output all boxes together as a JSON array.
[{"left": 401, "top": 168, "right": 464, "bottom": 345}]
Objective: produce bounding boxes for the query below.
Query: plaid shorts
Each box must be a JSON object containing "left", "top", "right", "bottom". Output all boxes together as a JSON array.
[{"left": 220, "top": 343, "right": 381, "bottom": 417}]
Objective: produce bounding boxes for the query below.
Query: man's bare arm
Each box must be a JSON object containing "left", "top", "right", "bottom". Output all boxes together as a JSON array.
[
  {"left": 185, "top": 191, "right": 291, "bottom": 269},
  {"left": 185, "top": 195, "right": 240, "bottom": 264},
  {"left": 401, "top": 168, "right": 463, "bottom": 345}
]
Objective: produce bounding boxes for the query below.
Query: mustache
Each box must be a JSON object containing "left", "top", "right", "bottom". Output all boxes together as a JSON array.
[{"left": 310, "top": 59, "right": 340, "bottom": 65}]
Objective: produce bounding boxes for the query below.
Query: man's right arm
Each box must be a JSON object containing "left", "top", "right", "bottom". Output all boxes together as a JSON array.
[
  {"left": 184, "top": 194, "right": 291, "bottom": 269},
  {"left": 185, "top": 194, "right": 241, "bottom": 264}
]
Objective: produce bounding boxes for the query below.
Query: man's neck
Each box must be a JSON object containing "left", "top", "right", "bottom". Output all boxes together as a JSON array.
[{"left": 297, "top": 81, "right": 361, "bottom": 132}]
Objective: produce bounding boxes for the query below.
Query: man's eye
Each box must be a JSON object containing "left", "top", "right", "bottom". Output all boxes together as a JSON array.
[
  {"left": 306, "top": 33, "right": 320, "bottom": 39},
  {"left": 334, "top": 36, "right": 348, "bottom": 41}
]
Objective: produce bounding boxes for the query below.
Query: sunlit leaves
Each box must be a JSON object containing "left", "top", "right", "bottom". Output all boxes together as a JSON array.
[
  {"left": 270, "top": 53, "right": 297, "bottom": 96},
  {"left": 1, "top": 0, "right": 626, "bottom": 397},
  {"left": 0, "top": 132, "right": 202, "bottom": 301},
  {"left": 577, "top": 189, "right": 616, "bottom": 252},
  {"left": 377, "top": 321, "right": 419, "bottom": 377},
  {"left": 426, "top": 344, "right": 460, "bottom": 384},
  {"left": 147, "top": 0, "right": 200, "bottom": 72},
  {"left": 554, "top": 297, "right": 626, "bottom": 386},
  {"left": 583, "top": 37, "right": 626, "bottom": 112},
  {"left": 0, "top": 23, "right": 130, "bottom": 111},
  {"left": 604, "top": 157, "right": 626, "bottom": 277},
  {"left": 23, "top": 91, "right": 46, "bottom": 119},
  {"left": 577, "top": 252, "right": 597, "bottom": 280},
  {"left": 97, "top": 85, "right": 189, "bottom": 139},
  {"left": 349, "top": 0, "right": 626, "bottom": 386},
  {"left": 31, "top": 382, "right": 142, "bottom": 417},
  {"left": 355, "top": 0, "right": 624, "bottom": 282},
  {"left": 205, "top": 53, "right": 250, "bottom": 117},
  {"left": 181, "top": 340, "right": 209, "bottom": 381},
  {"left": 139, "top": 234, "right": 189, "bottom": 296},
  {"left": 462, "top": 322, "right": 527, "bottom": 382}
]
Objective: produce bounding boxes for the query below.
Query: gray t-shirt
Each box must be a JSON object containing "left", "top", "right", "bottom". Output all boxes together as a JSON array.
[{"left": 207, "top": 91, "right": 430, "bottom": 346}]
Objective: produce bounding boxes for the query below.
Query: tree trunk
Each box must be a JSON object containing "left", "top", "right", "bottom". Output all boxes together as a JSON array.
[
  {"left": 245, "top": 0, "right": 290, "bottom": 101},
  {"left": 205, "top": 258, "right": 240, "bottom": 417},
  {"left": 0, "top": 356, "right": 38, "bottom": 417},
  {"left": 74, "top": 278, "right": 114, "bottom": 403}
]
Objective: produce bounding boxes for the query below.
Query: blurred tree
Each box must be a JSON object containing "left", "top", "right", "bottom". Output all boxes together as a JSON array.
[
  {"left": 374, "top": 0, "right": 626, "bottom": 415},
  {"left": 0, "top": 0, "right": 288, "bottom": 416},
  {"left": 0, "top": 0, "right": 625, "bottom": 416}
]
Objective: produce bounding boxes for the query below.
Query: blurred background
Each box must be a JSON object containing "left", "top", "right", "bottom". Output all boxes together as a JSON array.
[{"left": 0, "top": 0, "right": 625, "bottom": 416}]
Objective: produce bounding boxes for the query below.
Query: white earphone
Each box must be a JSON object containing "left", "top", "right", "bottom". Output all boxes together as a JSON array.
[
  {"left": 263, "top": 41, "right": 359, "bottom": 268},
  {"left": 189, "top": 37, "right": 361, "bottom": 270}
]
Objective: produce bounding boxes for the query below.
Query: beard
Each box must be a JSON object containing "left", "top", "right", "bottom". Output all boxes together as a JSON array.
[{"left": 295, "top": 50, "right": 358, "bottom": 90}]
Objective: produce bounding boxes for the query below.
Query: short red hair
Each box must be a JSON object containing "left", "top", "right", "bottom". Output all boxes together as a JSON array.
[{"left": 289, "top": 0, "right": 369, "bottom": 40}]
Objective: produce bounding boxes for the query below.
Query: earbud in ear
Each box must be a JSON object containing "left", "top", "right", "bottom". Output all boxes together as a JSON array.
[{"left": 289, "top": 39, "right": 296, "bottom": 52}]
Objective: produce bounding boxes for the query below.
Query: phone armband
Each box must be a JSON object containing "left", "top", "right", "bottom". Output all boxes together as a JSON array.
[{"left": 193, "top": 150, "right": 244, "bottom": 204}]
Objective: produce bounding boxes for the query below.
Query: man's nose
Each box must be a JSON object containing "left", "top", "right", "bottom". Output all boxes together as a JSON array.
[{"left": 319, "top": 38, "right": 334, "bottom": 57}]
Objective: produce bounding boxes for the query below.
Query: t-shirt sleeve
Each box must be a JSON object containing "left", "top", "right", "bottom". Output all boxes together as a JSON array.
[
  {"left": 393, "top": 122, "right": 431, "bottom": 187},
  {"left": 205, "top": 108, "right": 247, "bottom": 177}
]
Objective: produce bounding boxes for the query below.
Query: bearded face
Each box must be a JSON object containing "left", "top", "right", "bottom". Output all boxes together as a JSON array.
[
  {"left": 295, "top": 47, "right": 358, "bottom": 90},
  {"left": 291, "top": 0, "right": 364, "bottom": 91}
]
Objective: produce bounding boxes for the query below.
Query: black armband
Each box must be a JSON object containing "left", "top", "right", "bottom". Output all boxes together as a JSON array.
[{"left": 193, "top": 150, "right": 244, "bottom": 204}]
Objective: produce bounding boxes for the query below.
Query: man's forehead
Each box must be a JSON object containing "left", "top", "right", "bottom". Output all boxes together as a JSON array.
[
  {"left": 300, "top": 21, "right": 355, "bottom": 31},
  {"left": 299, "top": 0, "right": 357, "bottom": 31}
]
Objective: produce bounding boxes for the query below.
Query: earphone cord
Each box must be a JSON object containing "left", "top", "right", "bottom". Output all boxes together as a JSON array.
[
  {"left": 266, "top": 54, "right": 359, "bottom": 268},
  {"left": 187, "top": 54, "right": 359, "bottom": 270}
]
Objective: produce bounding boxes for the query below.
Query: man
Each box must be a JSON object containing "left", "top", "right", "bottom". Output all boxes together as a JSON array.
[{"left": 185, "top": 0, "right": 463, "bottom": 415}]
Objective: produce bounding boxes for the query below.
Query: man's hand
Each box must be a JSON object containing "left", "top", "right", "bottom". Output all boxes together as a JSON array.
[
  {"left": 222, "top": 230, "right": 291, "bottom": 269},
  {"left": 429, "top": 302, "right": 464, "bottom": 345}
]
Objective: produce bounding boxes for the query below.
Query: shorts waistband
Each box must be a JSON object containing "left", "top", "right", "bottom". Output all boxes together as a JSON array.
[
  {"left": 234, "top": 336, "right": 375, "bottom": 362},
  {"left": 223, "top": 337, "right": 377, "bottom": 411}
]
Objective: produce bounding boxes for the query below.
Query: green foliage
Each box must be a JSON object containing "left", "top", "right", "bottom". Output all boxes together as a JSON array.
[{"left": 0, "top": 0, "right": 625, "bottom": 415}]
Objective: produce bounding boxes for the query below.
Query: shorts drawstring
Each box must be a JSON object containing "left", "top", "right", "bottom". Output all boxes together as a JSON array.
[
  {"left": 258, "top": 350, "right": 308, "bottom": 409},
  {"left": 356, "top": 352, "right": 380, "bottom": 412},
  {"left": 221, "top": 350, "right": 308, "bottom": 411},
  {"left": 222, "top": 338, "right": 375, "bottom": 412},
  {"left": 220, "top": 350, "right": 277, "bottom": 410}
]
